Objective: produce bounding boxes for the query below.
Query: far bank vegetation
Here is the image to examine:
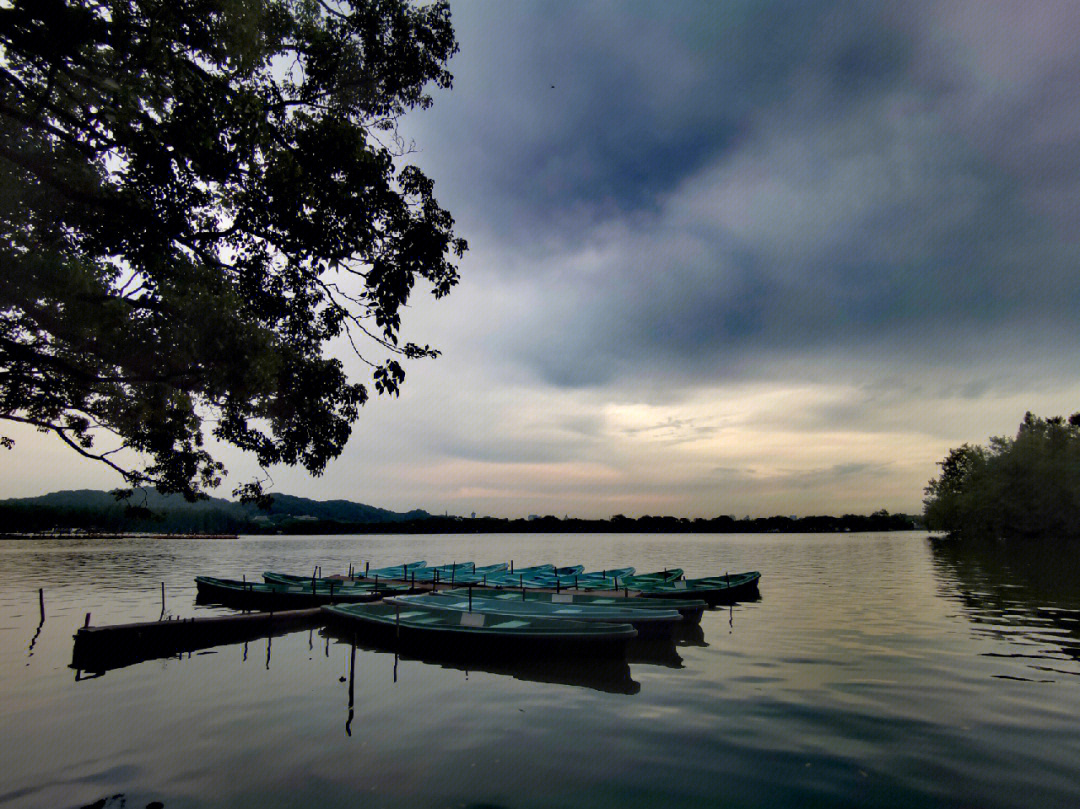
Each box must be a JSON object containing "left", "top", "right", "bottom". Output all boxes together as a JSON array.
[{"left": 924, "top": 412, "right": 1080, "bottom": 538}]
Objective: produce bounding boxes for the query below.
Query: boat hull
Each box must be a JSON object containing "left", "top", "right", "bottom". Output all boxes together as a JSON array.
[
  {"left": 637, "top": 571, "right": 761, "bottom": 604},
  {"left": 323, "top": 602, "right": 635, "bottom": 657}
]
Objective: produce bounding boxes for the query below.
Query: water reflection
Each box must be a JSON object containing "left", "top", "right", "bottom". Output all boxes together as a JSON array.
[
  {"left": 70, "top": 613, "right": 323, "bottom": 675},
  {"left": 320, "top": 625, "right": 640, "bottom": 696},
  {"left": 930, "top": 536, "right": 1080, "bottom": 676}
]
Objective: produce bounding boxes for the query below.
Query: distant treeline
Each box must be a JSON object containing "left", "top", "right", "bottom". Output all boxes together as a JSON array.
[
  {"left": 274, "top": 510, "right": 922, "bottom": 535},
  {"left": 924, "top": 412, "right": 1080, "bottom": 539},
  {"left": 0, "top": 490, "right": 922, "bottom": 535}
]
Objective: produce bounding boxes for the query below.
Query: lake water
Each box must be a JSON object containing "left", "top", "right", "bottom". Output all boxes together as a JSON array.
[{"left": 1, "top": 532, "right": 1078, "bottom": 809}]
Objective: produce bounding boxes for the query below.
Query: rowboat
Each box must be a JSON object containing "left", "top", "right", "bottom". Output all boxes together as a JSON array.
[
  {"left": 353, "top": 560, "right": 427, "bottom": 579},
  {"left": 323, "top": 602, "right": 637, "bottom": 656},
  {"left": 194, "top": 576, "right": 398, "bottom": 610},
  {"left": 627, "top": 569, "right": 684, "bottom": 583},
  {"left": 387, "top": 592, "right": 682, "bottom": 637},
  {"left": 441, "top": 587, "right": 707, "bottom": 623},
  {"left": 406, "top": 562, "right": 477, "bottom": 583},
  {"left": 262, "top": 571, "right": 412, "bottom": 588},
  {"left": 506, "top": 564, "right": 556, "bottom": 576},
  {"left": 636, "top": 571, "right": 761, "bottom": 603}
]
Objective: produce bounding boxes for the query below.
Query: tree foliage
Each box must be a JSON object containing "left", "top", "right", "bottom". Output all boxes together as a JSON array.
[
  {"left": 0, "top": 0, "right": 465, "bottom": 499},
  {"left": 924, "top": 412, "right": 1080, "bottom": 538}
]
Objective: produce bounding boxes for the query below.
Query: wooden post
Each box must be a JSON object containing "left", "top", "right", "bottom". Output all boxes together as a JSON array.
[
  {"left": 84, "top": 612, "right": 91, "bottom": 628},
  {"left": 38, "top": 588, "right": 44, "bottom": 622},
  {"left": 365, "top": 561, "right": 369, "bottom": 576},
  {"left": 468, "top": 585, "right": 473, "bottom": 612},
  {"left": 161, "top": 581, "right": 165, "bottom": 613},
  {"left": 510, "top": 559, "right": 514, "bottom": 573}
]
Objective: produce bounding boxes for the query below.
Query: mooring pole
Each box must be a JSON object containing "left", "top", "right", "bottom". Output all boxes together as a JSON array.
[
  {"left": 84, "top": 612, "right": 91, "bottom": 628},
  {"left": 468, "top": 585, "right": 473, "bottom": 612},
  {"left": 346, "top": 633, "right": 356, "bottom": 737},
  {"left": 365, "top": 561, "right": 370, "bottom": 577},
  {"left": 161, "top": 581, "right": 165, "bottom": 613},
  {"left": 38, "top": 588, "right": 44, "bottom": 622}
]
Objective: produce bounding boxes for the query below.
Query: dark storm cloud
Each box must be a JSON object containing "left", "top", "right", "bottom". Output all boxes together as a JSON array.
[
  {"left": 412, "top": 1, "right": 909, "bottom": 241},
  {"left": 406, "top": 1, "right": 1080, "bottom": 396}
]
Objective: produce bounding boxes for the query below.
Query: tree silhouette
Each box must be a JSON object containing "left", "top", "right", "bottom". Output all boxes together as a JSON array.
[
  {"left": 924, "top": 412, "right": 1080, "bottom": 538},
  {"left": 0, "top": 0, "right": 466, "bottom": 499}
]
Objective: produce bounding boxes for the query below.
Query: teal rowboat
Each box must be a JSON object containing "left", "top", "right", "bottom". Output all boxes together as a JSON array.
[
  {"left": 323, "top": 602, "right": 636, "bottom": 656},
  {"left": 636, "top": 571, "right": 761, "bottom": 603},
  {"left": 195, "top": 576, "right": 395, "bottom": 610},
  {"left": 354, "top": 561, "right": 427, "bottom": 579},
  {"left": 387, "top": 592, "right": 682, "bottom": 636},
  {"left": 441, "top": 587, "right": 707, "bottom": 623}
]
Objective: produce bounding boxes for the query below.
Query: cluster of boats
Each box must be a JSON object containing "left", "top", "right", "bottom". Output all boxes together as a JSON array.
[{"left": 194, "top": 561, "right": 761, "bottom": 656}]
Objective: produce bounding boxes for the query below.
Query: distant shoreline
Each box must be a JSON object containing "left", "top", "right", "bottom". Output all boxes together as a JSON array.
[{"left": 0, "top": 533, "right": 239, "bottom": 540}]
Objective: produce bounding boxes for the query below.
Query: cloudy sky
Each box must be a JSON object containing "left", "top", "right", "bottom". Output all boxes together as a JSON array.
[{"left": 7, "top": 0, "right": 1080, "bottom": 518}]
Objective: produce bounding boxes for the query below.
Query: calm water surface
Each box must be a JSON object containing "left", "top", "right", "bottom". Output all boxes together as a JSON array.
[{"left": 1, "top": 532, "right": 1078, "bottom": 809}]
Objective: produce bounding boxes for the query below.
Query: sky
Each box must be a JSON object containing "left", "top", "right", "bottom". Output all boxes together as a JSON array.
[{"left": 5, "top": 0, "right": 1080, "bottom": 518}]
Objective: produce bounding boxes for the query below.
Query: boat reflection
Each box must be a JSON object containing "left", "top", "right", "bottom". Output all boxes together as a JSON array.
[
  {"left": 320, "top": 625, "right": 640, "bottom": 696},
  {"left": 674, "top": 620, "right": 708, "bottom": 647},
  {"left": 929, "top": 536, "right": 1080, "bottom": 673},
  {"left": 626, "top": 637, "right": 684, "bottom": 668}
]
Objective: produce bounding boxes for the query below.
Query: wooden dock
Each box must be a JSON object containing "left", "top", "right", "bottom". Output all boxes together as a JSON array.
[{"left": 72, "top": 608, "right": 324, "bottom": 674}]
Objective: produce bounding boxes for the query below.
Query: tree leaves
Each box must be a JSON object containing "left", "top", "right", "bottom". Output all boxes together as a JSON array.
[
  {"left": 0, "top": 0, "right": 464, "bottom": 500},
  {"left": 924, "top": 413, "right": 1080, "bottom": 538}
]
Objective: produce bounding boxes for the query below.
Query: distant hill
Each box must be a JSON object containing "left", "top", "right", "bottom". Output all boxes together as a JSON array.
[{"left": 0, "top": 489, "right": 432, "bottom": 534}]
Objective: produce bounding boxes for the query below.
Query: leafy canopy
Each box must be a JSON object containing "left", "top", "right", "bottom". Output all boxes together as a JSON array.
[
  {"left": 0, "top": 0, "right": 466, "bottom": 499},
  {"left": 924, "top": 412, "right": 1080, "bottom": 538}
]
